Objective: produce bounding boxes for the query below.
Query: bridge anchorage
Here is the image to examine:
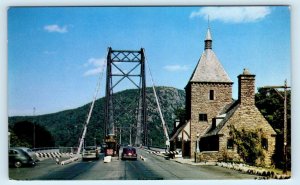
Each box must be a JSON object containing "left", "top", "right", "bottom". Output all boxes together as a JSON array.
[{"left": 104, "top": 47, "right": 147, "bottom": 156}]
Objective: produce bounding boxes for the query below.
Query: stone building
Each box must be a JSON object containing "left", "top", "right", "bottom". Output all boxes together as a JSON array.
[{"left": 170, "top": 28, "right": 276, "bottom": 166}]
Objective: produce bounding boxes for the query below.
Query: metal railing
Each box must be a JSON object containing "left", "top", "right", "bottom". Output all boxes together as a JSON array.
[{"left": 32, "top": 147, "right": 79, "bottom": 154}]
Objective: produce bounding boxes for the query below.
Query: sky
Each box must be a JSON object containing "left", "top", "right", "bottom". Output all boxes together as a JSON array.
[{"left": 8, "top": 6, "right": 291, "bottom": 116}]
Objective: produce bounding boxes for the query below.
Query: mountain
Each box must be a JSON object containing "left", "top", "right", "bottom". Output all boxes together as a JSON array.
[{"left": 8, "top": 86, "right": 185, "bottom": 148}]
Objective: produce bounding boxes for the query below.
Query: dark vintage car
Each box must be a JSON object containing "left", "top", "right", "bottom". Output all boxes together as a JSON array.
[
  {"left": 121, "top": 147, "right": 137, "bottom": 160},
  {"left": 11, "top": 147, "right": 38, "bottom": 162},
  {"left": 9, "top": 148, "right": 36, "bottom": 168},
  {"left": 82, "top": 146, "right": 99, "bottom": 160}
]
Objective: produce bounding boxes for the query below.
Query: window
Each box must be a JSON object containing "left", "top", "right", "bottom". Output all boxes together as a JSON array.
[
  {"left": 261, "top": 138, "right": 268, "bottom": 150},
  {"left": 9, "top": 150, "right": 18, "bottom": 155},
  {"left": 227, "top": 139, "right": 234, "bottom": 149},
  {"left": 199, "top": 114, "right": 208, "bottom": 122},
  {"left": 209, "top": 90, "right": 214, "bottom": 100}
]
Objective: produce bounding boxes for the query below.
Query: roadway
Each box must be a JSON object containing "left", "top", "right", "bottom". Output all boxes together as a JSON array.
[{"left": 9, "top": 148, "right": 258, "bottom": 180}]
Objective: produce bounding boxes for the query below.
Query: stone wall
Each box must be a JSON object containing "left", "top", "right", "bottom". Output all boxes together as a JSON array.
[
  {"left": 238, "top": 73, "right": 255, "bottom": 106},
  {"left": 197, "top": 151, "right": 220, "bottom": 162},
  {"left": 196, "top": 104, "right": 276, "bottom": 166},
  {"left": 218, "top": 105, "right": 276, "bottom": 166},
  {"left": 194, "top": 71, "right": 277, "bottom": 167},
  {"left": 188, "top": 82, "right": 232, "bottom": 158}
]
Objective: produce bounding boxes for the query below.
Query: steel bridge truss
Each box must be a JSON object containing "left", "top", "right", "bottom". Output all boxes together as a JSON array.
[{"left": 105, "top": 47, "right": 147, "bottom": 146}]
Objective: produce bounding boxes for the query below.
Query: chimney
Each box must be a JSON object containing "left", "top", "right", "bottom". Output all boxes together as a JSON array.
[{"left": 238, "top": 68, "right": 256, "bottom": 106}]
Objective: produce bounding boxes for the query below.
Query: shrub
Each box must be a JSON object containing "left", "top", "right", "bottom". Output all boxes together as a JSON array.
[{"left": 229, "top": 125, "right": 265, "bottom": 167}]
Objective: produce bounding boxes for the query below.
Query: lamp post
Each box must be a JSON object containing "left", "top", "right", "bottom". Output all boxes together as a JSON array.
[
  {"left": 260, "top": 80, "right": 290, "bottom": 174},
  {"left": 130, "top": 125, "right": 132, "bottom": 146},
  {"left": 33, "top": 107, "right": 36, "bottom": 149},
  {"left": 195, "top": 133, "right": 200, "bottom": 163},
  {"left": 196, "top": 133, "right": 200, "bottom": 153},
  {"left": 119, "top": 127, "right": 122, "bottom": 145}
]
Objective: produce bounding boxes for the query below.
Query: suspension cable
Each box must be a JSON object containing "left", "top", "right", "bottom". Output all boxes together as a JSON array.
[
  {"left": 77, "top": 63, "right": 106, "bottom": 155},
  {"left": 144, "top": 52, "right": 170, "bottom": 149}
]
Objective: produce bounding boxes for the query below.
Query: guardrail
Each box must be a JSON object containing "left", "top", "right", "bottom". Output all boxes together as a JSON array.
[
  {"left": 33, "top": 147, "right": 82, "bottom": 164},
  {"left": 147, "top": 146, "right": 166, "bottom": 152},
  {"left": 33, "top": 147, "right": 79, "bottom": 154}
]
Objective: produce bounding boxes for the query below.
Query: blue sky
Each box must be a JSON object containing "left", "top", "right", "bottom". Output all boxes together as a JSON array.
[{"left": 8, "top": 6, "right": 291, "bottom": 116}]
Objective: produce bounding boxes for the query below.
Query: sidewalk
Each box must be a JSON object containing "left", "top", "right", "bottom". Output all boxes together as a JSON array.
[
  {"left": 171, "top": 157, "right": 217, "bottom": 166},
  {"left": 143, "top": 147, "right": 216, "bottom": 166},
  {"left": 143, "top": 148, "right": 290, "bottom": 179},
  {"left": 171, "top": 157, "right": 290, "bottom": 179}
]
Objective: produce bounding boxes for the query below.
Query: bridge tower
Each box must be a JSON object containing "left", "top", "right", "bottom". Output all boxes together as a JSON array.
[{"left": 105, "top": 47, "right": 147, "bottom": 146}]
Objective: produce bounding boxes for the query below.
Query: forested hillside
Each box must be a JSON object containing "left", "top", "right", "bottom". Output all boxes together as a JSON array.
[{"left": 9, "top": 86, "right": 185, "bottom": 147}]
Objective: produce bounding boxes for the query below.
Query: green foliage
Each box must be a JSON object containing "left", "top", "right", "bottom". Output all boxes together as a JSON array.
[
  {"left": 229, "top": 125, "right": 265, "bottom": 166},
  {"left": 9, "top": 121, "right": 55, "bottom": 148},
  {"left": 174, "top": 107, "right": 186, "bottom": 123},
  {"left": 9, "top": 128, "right": 31, "bottom": 148},
  {"left": 8, "top": 87, "right": 185, "bottom": 148},
  {"left": 256, "top": 88, "right": 291, "bottom": 136},
  {"left": 255, "top": 88, "right": 291, "bottom": 169}
]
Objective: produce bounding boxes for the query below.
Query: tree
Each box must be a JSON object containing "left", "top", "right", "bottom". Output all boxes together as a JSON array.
[
  {"left": 255, "top": 89, "right": 291, "bottom": 169},
  {"left": 11, "top": 121, "right": 55, "bottom": 148},
  {"left": 174, "top": 107, "right": 186, "bottom": 124},
  {"left": 9, "top": 128, "right": 31, "bottom": 148}
]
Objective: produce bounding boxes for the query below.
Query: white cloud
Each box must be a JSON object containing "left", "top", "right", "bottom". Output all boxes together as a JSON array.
[
  {"left": 190, "top": 7, "right": 271, "bottom": 23},
  {"left": 163, "top": 64, "right": 189, "bottom": 72},
  {"left": 83, "top": 58, "right": 106, "bottom": 76},
  {"left": 44, "top": 24, "right": 68, "bottom": 33}
]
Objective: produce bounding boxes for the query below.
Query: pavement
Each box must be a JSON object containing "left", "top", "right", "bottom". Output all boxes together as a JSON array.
[
  {"left": 171, "top": 157, "right": 217, "bottom": 166},
  {"left": 171, "top": 157, "right": 290, "bottom": 179},
  {"left": 142, "top": 148, "right": 291, "bottom": 179},
  {"left": 145, "top": 148, "right": 216, "bottom": 166}
]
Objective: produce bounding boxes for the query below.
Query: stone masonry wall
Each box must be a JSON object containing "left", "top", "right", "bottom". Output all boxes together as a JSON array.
[
  {"left": 189, "top": 82, "right": 232, "bottom": 158},
  {"left": 197, "top": 151, "right": 220, "bottom": 162},
  {"left": 195, "top": 72, "right": 276, "bottom": 167},
  {"left": 238, "top": 74, "right": 255, "bottom": 106},
  {"left": 218, "top": 105, "right": 276, "bottom": 166}
]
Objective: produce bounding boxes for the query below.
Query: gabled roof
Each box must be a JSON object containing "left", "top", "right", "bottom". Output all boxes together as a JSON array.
[
  {"left": 169, "top": 121, "right": 190, "bottom": 141},
  {"left": 189, "top": 49, "right": 233, "bottom": 83},
  {"left": 204, "top": 100, "right": 239, "bottom": 137}
]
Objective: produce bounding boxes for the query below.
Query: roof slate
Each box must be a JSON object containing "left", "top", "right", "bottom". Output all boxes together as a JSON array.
[{"left": 189, "top": 49, "right": 233, "bottom": 83}]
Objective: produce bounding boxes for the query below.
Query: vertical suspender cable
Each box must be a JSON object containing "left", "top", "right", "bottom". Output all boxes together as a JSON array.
[
  {"left": 77, "top": 63, "right": 106, "bottom": 155},
  {"left": 144, "top": 54, "right": 170, "bottom": 150}
]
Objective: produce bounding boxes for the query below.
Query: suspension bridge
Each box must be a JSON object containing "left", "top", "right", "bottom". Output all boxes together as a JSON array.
[{"left": 76, "top": 47, "right": 170, "bottom": 157}]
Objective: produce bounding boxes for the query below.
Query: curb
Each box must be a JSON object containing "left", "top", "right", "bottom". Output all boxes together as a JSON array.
[
  {"left": 216, "top": 162, "right": 291, "bottom": 179},
  {"left": 60, "top": 156, "right": 80, "bottom": 165}
]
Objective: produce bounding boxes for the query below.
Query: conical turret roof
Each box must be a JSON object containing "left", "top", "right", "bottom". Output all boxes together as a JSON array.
[
  {"left": 205, "top": 28, "right": 212, "bottom": 41},
  {"left": 189, "top": 28, "right": 232, "bottom": 83}
]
